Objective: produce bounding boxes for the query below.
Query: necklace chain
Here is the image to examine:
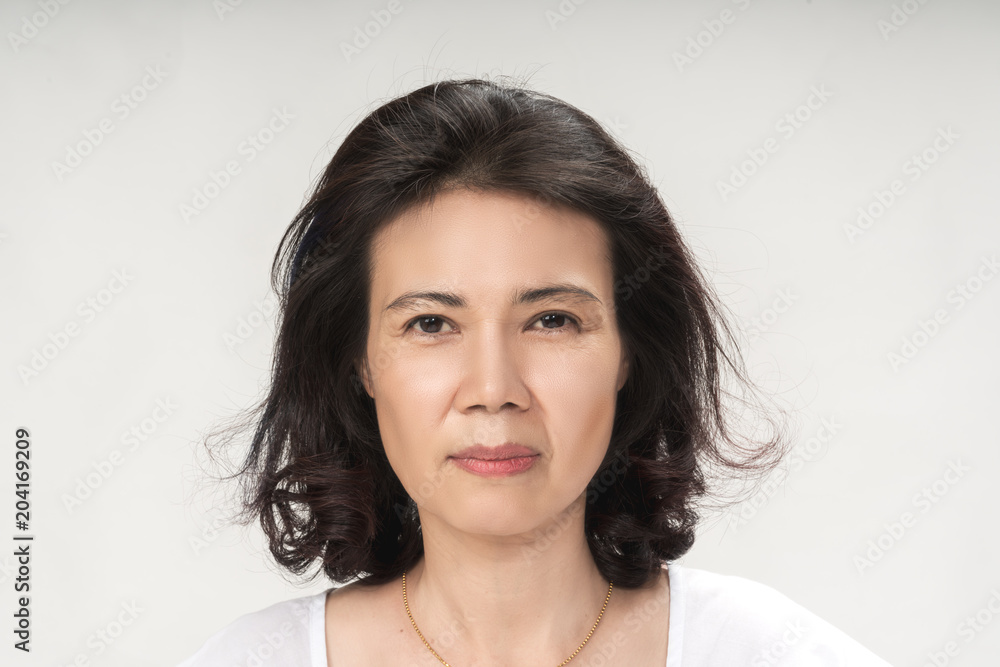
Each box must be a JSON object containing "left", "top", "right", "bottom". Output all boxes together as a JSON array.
[{"left": 402, "top": 570, "right": 613, "bottom": 667}]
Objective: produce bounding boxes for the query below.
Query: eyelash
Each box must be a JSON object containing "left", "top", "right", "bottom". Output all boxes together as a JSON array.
[{"left": 404, "top": 312, "right": 581, "bottom": 338}]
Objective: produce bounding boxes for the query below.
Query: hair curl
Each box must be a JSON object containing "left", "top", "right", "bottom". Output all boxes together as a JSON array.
[{"left": 205, "top": 75, "right": 790, "bottom": 590}]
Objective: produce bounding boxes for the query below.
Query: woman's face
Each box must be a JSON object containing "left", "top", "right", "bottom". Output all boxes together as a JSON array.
[{"left": 360, "top": 188, "right": 629, "bottom": 537}]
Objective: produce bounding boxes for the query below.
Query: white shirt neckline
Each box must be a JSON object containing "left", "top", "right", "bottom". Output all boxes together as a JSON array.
[{"left": 310, "top": 562, "right": 682, "bottom": 667}]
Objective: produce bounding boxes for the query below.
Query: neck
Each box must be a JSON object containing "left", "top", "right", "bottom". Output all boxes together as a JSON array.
[{"left": 404, "top": 492, "right": 612, "bottom": 666}]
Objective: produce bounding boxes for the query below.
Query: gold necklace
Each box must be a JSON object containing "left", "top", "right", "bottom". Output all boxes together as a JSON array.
[{"left": 402, "top": 570, "right": 613, "bottom": 666}]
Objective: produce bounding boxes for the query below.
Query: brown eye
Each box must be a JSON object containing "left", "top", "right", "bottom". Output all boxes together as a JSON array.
[
  {"left": 540, "top": 313, "right": 567, "bottom": 328},
  {"left": 535, "top": 312, "right": 580, "bottom": 332},
  {"left": 405, "top": 312, "right": 579, "bottom": 338},
  {"left": 408, "top": 316, "right": 451, "bottom": 335}
]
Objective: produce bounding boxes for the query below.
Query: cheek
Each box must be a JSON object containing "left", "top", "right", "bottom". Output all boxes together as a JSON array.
[
  {"left": 532, "top": 346, "right": 621, "bottom": 463},
  {"left": 532, "top": 339, "right": 621, "bottom": 402},
  {"left": 369, "top": 348, "right": 455, "bottom": 486}
]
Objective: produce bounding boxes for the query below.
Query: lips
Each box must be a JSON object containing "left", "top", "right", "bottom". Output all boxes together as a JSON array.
[{"left": 450, "top": 443, "right": 538, "bottom": 460}]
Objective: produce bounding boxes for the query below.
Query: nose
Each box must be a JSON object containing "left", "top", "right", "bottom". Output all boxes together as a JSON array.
[{"left": 455, "top": 322, "right": 531, "bottom": 414}]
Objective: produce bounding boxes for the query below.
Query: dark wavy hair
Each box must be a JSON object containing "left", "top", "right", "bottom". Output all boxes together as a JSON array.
[{"left": 205, "top": 76, "right": 790, "bottom": 590}]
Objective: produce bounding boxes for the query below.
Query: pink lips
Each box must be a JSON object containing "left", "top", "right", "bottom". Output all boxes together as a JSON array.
[
  {"left": 449, "top": 443, "right": 539, "bottom": 478},
  {"left": 452, "top": 443, "right": 537, "bottom": 460}
]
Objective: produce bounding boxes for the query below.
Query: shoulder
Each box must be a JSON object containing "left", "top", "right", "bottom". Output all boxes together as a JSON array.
[
  {"left": 177, "top": 589, "right": 330, "bottom": 667},
  {"left": 669, "top": 564, "right": 892, "bottom": 666}
]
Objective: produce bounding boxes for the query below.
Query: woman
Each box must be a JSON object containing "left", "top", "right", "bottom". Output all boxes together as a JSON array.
[{"left": 180, "top": 77, "right": 891, "bottom": 666}]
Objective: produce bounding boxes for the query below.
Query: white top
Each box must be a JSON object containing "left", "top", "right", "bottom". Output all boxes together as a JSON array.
[{"left": 177, "top": 562, "right": 893, "bottom": 666}]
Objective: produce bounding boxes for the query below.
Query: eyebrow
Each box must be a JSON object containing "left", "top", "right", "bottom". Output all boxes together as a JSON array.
[{"left": 383, "top": 283, "right": 603, "bottom": 314}]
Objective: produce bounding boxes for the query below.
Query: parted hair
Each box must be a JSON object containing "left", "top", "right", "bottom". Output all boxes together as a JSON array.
[{"left": 207, "top": 76, "right": 789, "bottom": 590}]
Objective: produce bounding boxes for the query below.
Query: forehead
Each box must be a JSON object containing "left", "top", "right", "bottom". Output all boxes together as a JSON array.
[{"left": 369, "top": 189, "right": 614, "bottom": 303}]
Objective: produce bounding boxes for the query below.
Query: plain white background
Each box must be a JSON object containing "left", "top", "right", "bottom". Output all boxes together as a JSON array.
[{"left": 2, "top": 0, "right": 998, "bottom": 665}]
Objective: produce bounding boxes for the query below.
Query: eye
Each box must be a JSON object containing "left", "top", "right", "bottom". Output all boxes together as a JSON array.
[
  {"left": 406, "top": 316, "right": 454, "bottom": 336},
  {"left": 530, "top": 312, "right": 580, "bottom": 334},
  {"left": 404, "top": 312, "right": 580, "bottom": 337}
]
